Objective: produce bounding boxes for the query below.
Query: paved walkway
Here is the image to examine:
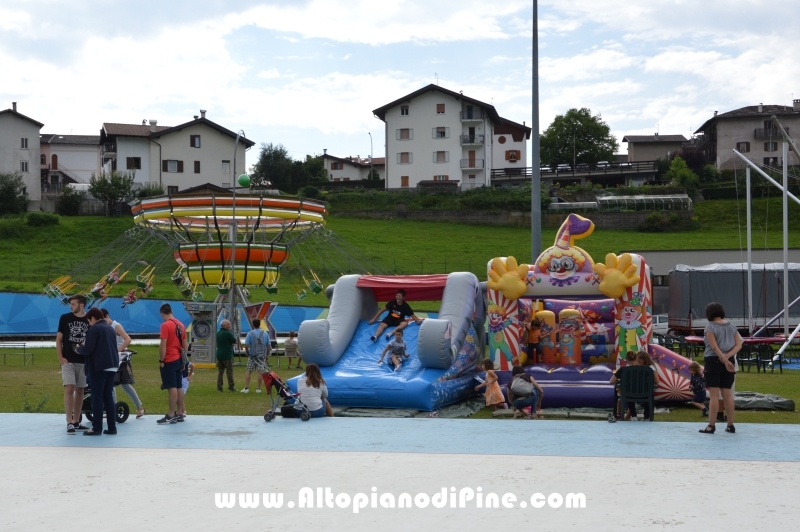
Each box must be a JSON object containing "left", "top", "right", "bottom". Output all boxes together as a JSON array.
[{"left": 1, "top": 414, "right": 798, "bottom": 531}]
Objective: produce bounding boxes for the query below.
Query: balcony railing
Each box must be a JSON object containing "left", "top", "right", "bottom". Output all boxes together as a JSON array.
[
  {"left": 460, "top": 158, "right": 485, "bottom": 169},
  {"left": 754, "top": 128, "right": 788, "bottom": 139},
  {"left": 460, "top": 110, "right": 485, "bottom": 121},
  {"left": 460, "top": 134, "right": 485, "bottom": 145},
  {"left": 101, "top": 143, "right": 117, "bottom": 156}
]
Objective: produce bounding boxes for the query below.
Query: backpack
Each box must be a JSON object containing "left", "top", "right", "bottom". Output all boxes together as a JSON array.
[
  {"left": 510, "top": 375, "right": 535, "bottom": 397},
  {"left": 250, "top": 329, "right": 269, "bottom": 358}
]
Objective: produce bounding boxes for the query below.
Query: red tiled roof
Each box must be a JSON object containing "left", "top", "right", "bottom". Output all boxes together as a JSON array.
[{"left": 103, "top": 123, "right": 171, "bottom": 137}]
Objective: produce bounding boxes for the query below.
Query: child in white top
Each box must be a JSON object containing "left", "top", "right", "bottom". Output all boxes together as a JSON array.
[{"left": 378, "top": 330, "right": 408, "bottom": 372}]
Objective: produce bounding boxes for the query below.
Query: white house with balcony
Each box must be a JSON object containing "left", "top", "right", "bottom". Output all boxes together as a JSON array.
[
  {"left": 372, "top": 85, "right": 530, "bottom": 190},
  {"left": 0, "top": 102, "right": 43, "bottom": 208},
  {"left": 40, "top": 134, "right": 101, "bottom": 189},
  {"left": 99, "top": 110, "right": 255, "bottom": 194},
  {"left": 321, "top": 151, "right": 385, "bottom": 182}
]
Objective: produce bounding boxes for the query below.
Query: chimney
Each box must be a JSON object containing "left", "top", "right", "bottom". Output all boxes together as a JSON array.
[
  {"left": 193, "top": 115, "right": 198, "bottom": 120},
  {"left": 655, "top": 132, "right": 659, "bottom": 139},
  {"left": 12, "top": 102, "right": 16, "bottom": 112},
  {"left": 713, "top": 111, "right": 717, "bottom": 116},
  {"left": 149, "top": 119, "right": 158, "bottom": 133},
  {"left": 200, "top": 109, "right": 206, "bottom": 119},
  {"left": 323, "top": 148, "right": 327, "bottom": 155},
  {"left": 758, "top": 103, "right": 763, "bottom": 113},
  {"left": 794, "top": 99, "right": 800, "bottom": 111}
]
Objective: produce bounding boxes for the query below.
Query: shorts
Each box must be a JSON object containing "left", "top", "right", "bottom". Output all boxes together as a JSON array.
[
  {"left": 247, "top": 355, "right": 266, "bottom": 372},
  {"left": 692, "top": 391, "right": 707, "bottom": 404},
  {"left": 61, "top": 362, "right": 86, "bottom": 388},
  {"left": 182, "top": 377, "right": 189, "bottom": 394},
  {"left": 160, "top": 360, "right": 183, "bottom": 390},
  {"left": 381, "top": 316, "right": 403, "bottom": 327},
  {"left": 703, "top": 357, "right": 735, "bottom": 389}
]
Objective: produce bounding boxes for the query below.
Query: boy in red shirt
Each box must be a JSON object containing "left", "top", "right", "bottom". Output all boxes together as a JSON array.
[{"left": 157, "top": 303, "right": 188, "bottom": 425}]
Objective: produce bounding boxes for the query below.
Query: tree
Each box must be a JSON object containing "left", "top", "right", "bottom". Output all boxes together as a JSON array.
[
  {"left": 540, "top": 108, "right": 618, "bottom": 167},
  {"left": 366, "top": 167, "right": 380, "bottom": 180},
  {"left": 57, "top": 186, "right": 85, "bottom": 216},
  {"left": 0, "top": 172, "right": 28, "bottom": 215},
  {"left": 250, "top": 143, "right": 292, "bottom": 191},
  {"left": 88, "top": 170, "right": 135, "bottom": 215},
  {"left": 664, "top": 156, "right": 700, "bottom": 196}
]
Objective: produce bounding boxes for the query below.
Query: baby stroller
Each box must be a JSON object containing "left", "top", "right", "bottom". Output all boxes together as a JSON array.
[
  {"left": 257, "top": 361, "right": 311, "bottom": 422},
  {"left": 79, "top": 351, "right": 133, "bottom": 424}
]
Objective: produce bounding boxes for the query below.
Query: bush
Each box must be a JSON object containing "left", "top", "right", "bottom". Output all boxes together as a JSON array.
[
  {"left": 0, "top": 172, "right": 28, "bottom": 215},
  {"left": 26, "top": 212, "right": 60, "bottom": 226},
  {"left": 136, "top": 182, "right": 166, "bottom": 199},
  {"left": 57, "top": 186, "right": 85, "bottom": 216},
  {"left": 638, "top": 212, "right": 697, "bottom": 232},
  {"left": 297, "top": 185, "right": 320, "bottom": 199},
  {"left": 0, "top": 217, "right": 31, "bottom": 239}
]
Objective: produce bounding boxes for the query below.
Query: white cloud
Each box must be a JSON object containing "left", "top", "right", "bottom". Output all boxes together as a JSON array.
[
  {"left": 540, "top": 48, "right": 639, "bottom": 82},
  {"left": 257, "top": 69, "right": 281, "bottom": 79},
  {"left": 0, "top": 7, "right": 30, "bottom": 32},
  {"left": 342, "top": 54, "right": 351, "bottom": 60}
]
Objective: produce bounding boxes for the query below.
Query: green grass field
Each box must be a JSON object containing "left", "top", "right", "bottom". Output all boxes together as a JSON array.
[{"left": 1, "top": 348, "right": 796, "bottom": 422}]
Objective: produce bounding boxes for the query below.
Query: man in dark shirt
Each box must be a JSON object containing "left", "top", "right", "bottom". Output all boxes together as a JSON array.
[
  {"left": 215, "top": 319, "right": 238, "bottom": 392},
  {"left": 56, "top": 294, "right": 90, "bottom": 434},
  {"left": 368, "top": 289, "right": 422, "bottom": 342}
]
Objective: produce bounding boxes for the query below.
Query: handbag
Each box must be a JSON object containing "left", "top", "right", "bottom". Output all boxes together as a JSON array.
[{"left": 510, "top": 375, "right": 535, "bottom": 396}]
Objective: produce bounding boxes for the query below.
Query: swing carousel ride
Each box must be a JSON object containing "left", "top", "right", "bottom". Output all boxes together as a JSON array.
[{"left": 43, "top": 191, "right": 377, "bottom": 309}]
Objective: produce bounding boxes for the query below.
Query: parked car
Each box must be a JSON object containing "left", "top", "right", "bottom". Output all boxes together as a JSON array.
[
  {"left": 540, "top": 166, "right": 552, "bottom": 173},
  {"left": 575, "top": 163, "right": 590, "bottom": 172},
  {"left": 596, "top": 161, "right": 611, "bottom": 169},
  {"left": 652, "top": 314, "right": 669, "bottom": 335},
  {"left": 619, "top": 162, "right": 632, "bottom": 169},
  {"left": 556, "top": 164, "right": 571, "bottom": 172}
]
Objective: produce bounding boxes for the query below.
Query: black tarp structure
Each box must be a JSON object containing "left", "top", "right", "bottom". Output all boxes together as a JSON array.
[{"left": 669, "top": 263, "right": 800, "bottom": 331}]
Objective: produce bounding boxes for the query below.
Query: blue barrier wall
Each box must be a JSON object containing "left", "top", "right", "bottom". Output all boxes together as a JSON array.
[{"left": 0, "top": 292, "right": 326, "bottom": 335}]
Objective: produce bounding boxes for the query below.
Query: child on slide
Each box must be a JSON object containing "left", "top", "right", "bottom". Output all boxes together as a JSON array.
[
  {"left": 369, "top": 289, "right": 422, "bottom": 342},
  {"left": 378, "top": 330, "right": 409, "bottom": 372}
]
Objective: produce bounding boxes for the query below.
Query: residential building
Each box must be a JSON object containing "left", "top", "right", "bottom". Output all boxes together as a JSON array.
[
  {"left": 99, "top": 110, "right": 255, "bottom": 193},
  {"left": 622, "top": 134, "right": 688, "bottom": 162},
  {"left": 372, "top": 84, "right": 530, "bottom": 190},
  {"left": 0, "top": 102, "right": 43, "bottom": 208},
  {"left": 694, "top": 101, "right": 800, "bottom": 170},
  {"left": 40, "top": 134, "right": 101, "bottom": 189},
  {"left": 321, "top": 151, "right": 385, "bottom": 182}
]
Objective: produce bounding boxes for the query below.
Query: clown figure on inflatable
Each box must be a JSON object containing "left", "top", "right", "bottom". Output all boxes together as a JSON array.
[{"left": 486, "top": 213, "right": 695, "bottom": 408}]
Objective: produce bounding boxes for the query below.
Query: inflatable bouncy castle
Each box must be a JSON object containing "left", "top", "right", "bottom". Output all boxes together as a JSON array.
[{"left": 487, "top": 213, "right": 694, "bottom": 408}]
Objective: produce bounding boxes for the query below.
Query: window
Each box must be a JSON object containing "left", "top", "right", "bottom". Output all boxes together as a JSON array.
[
  {"left": 343, "top": 177, "right": 350, "bottom": 181},
  {"left": 167, "top": 186, "right": 178, "bottom": 195},
  {"left": 468, "top": 174, "right": 476, "bottom": 179},
  {"left": 433, "top": 151, "right": 449, "bottom": 163},
  {"left": 505, "top": 150, "right": 521, "bottom": 162},
  {"left": 497, "top": 135, "right": 507, "bottom": 144},
  {"left": 40, "top": 154, "right": 46, "bottom": 164},
  {"left": 333, "top": 178, "right": 341, "bottom": 182},
  {"left": 21, "top": 137, "right": 28, "bottom": 149},
  {"left": 331, "top": 162, "right": 344, "bottom": 170},
  {"left": 126, "top": 157, "right": 141, "bottom": 170},
  {"left": 163, "top": 160, "right": 184, "bottom": 173},
  {"left": 401, "top": 176, "right": 409, "bottom": 187},
  {"left": 736, "top": 142, "right": 750, "bottom": 153},
  {"left": 764, "top": 157, "right": 778, "bottom": 166},
  {"left": 764, "top": 142, "right": 778, "bottom": 152},
  {"left": 433, "top": 127, "right": 449, "bottom": 139},
  {"left": 222, "top": 160, "right": 231, "bottom": 173},
  {"left": 400, "top": 105, "right": 409, "bottom": 116},
  {"left": 396, "top": 128, "right": 412, "bottom": 140},
  {"left": 20, "top": 161, "right": 28, "bottom": 173},
  {"left": 190, "top": 135, "right": 201, "bottom": 148},
  {"left": 433, "top": 175, "right": 449, "bottom": 181},
  {"left": 436, "top": 103, "right": 445, "bottom": 114},
  {"left": 194, "top": 161, "right": 201, "bottom": 173},
  {"left": 398, "top": 152, "right": 412, "bottom": 164}
]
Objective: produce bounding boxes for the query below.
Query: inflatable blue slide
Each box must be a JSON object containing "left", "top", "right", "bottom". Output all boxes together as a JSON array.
[{"left": 289, "top": 273, "right": 485, "bottom": 411}]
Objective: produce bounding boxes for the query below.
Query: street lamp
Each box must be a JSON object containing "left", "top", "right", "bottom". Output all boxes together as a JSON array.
[
  {"left": 368, "top": 132, "right": 373, "bottom": 180},
  {"left": 229, "top": 129, "right": 247, "bottom": 338}
]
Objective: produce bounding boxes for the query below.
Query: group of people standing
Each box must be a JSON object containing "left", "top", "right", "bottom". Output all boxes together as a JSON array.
[{"left": 57, "top": 297, "right": 192, "bottom": 434}]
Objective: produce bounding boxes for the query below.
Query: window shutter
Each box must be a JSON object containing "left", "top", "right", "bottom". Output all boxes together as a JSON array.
[
  {"left": 505, "top": 150, "right": 510, "bottom": 161},
  {"left": 408, "top": 152, "right": 413, "bottom": 164},
  {"left": 177, "top": 161, "right": 184, "bottom": 173},
  {"left": 396, "top": 129, "right": 401, "bottom": 140},
  {"left": 437, "top": 103, "right": 445, "bottom": 113},
  {"left": 445, "top": 127, "right": 450, "bottom": 138},
  {"left": 409, "top": 128, "right": 413, "bottom": 140},
  {"left": 445, "top": 151, "right": 449, "bottom": 162},
  {"left": 190, "top": 136, "right": 193, "bottom": 147},
  {"left": 162, "top": 160, "right": 168, "bottom": 172}
]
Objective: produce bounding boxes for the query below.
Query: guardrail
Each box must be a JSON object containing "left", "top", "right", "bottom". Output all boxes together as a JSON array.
[
  {"left": 460, "top": 159, "right": 485, "bottom": 169},
  {"left": 459, "top": 134, "right": 485, "bottom": 145}
]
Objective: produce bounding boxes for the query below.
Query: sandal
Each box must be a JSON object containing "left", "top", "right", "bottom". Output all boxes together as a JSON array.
[
  {"left": 136, "top": 408, "right": 146, "bottom": 419},
  {"left": 699, "top": 425, "right": 716, "bottom": 434},
  {"left": 725, "top": 425, "right": 736, "bottom": 433},
  {"left": 513, "top": 412, "right": 522, "bottom": 419}
]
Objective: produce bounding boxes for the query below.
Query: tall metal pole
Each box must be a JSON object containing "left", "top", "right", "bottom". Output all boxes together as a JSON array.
[
  {"left": 230, "top": 130, "right": 245, "bottom": 337},
  {"left": 530, "top": 0, "right": 541, "bottom": 262},
  {"left": 368, "top": 132, "right": 373, "bottom": 180},
  {"left": 746, "top": 167, "right": 752, "bottom": 335},
  {"left": 783, "top": 140, "right": 789, "bottom": 338}
]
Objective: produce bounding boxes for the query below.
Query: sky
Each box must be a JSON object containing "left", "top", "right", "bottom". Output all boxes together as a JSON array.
[{"left": 2, "top": 0, "right": 799, "bottom": 169}]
